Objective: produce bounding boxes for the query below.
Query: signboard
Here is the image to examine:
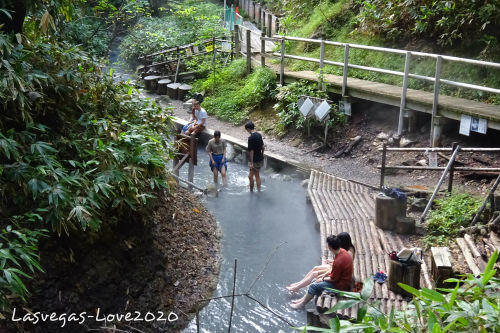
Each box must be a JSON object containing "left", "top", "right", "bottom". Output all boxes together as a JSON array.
[
  {"left": 299, "top": 97, "right": 314, "bottom": 117},
  {"left": 471, "top": 117, "right": 487, "bottom": 134},
  {"left": 428, "top": 152, "right": 438, "bottom": 168},
  {"left": 459, "top": 114, "right": 471, "bottom": 136},
  {"left": 460, "top": 114, "right": 487, "bottom": 136},
  {"left": 339, "top": 100, "right": 351, "bottom": 116},
  {"left": 205, "top": 43, "right": 215, "bottom": 52},
  {"left": 314, "top": 100, "right": 331, "bottom": 122}
]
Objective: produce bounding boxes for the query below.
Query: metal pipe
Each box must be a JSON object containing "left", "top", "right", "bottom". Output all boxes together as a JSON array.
[
  {"left": 319, "top": 39, "right": 325, "bottom": 91},
  {"left": 398, "top": 52, "right": 411, "bottom": 135},
  {"left": 280, "top": 37, "right": 285, "bottom": 85},
  {"left": 348, "top": 63, "right": 404, "bottom": 77},
  {"left": 439, "top": 79, "right": 500, "bottom": 95},
  {"left": 378, "top": 147, "right": 500, "bottom": 152},
  {"left": 430, "top": 56, "right": 443, "bottom": 147},
  {"left": 377, "top": 166, "right": 500, "bottom": 172},
  {"left": 169, "top": 173, "right": 206, "bottom": 193},
  {"left": 342, "top": 44, "right": 350, "bottom": 97},
  {"left": 260, "top": 28, "right": 266, "bottom": 67},
  {"left": 420, "top": 145, "right": 461, "bottom": 222},
  {"left": 273, "top": 35, "right": 500, "bottom": 69}
]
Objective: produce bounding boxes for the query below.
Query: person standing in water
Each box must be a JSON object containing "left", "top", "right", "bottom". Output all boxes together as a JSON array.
[
  {"left": 206, "top": 130, "right": 228, "bottom": 186},
  {"left": 245, "top": 121, "right": 264, "bottom": 192}
]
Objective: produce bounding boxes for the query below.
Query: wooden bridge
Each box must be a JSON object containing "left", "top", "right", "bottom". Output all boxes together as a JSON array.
[
  {"left": 232, "top": 24, "right": 500, "bottom": 146},
  {"left": 307, "top": 170, "right": 433, "bottom": 322}
]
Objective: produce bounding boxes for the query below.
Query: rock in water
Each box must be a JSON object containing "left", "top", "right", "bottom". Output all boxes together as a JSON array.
[{"left": 206, "top": 184, "right": 218, "bottom": 197}]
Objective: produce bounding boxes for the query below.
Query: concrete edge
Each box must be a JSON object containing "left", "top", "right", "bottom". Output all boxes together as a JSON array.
[{"left": 171, "top": 117, "right": 311, "bottom": 176}]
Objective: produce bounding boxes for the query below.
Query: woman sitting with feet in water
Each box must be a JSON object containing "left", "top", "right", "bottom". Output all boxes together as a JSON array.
[{"left": 286, "top": 232, "right": 355, "bottom": 293}]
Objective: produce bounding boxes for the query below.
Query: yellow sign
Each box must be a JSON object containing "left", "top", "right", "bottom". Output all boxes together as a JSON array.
[{"left": 205, "top": 43, "right": 215, "bottom": 52}]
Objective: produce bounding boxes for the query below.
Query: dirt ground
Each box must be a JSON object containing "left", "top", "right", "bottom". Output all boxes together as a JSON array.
[
  {"left": 166, "top": 97, "right": 499, "bottom": 194},
  {"left": 165, "top": 95, "right": 499, "bottom": 278},
  {"left": 6, "top": 186, "right": 220, "bottom": 333}
]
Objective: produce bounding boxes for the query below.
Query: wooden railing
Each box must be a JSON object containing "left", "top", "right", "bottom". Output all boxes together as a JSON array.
[
  {"left": 232, "top": 25, "right": 500, "bottom": 145},
  {"left": 378, "top": 144, "right": 500, "bottom": 190},
  {"left": 234, "top": 0, "right": 280, "bottom": 37},
  {"left": 139, "top": 37, "right": 234, "bottom": 81}
]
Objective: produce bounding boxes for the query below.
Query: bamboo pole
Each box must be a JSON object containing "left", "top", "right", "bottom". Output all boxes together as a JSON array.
[{"left": 228, "top": 259, "right": 237, "bottom": 333}]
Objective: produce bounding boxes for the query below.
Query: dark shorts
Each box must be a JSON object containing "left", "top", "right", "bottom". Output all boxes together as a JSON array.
[{"left": 252, "top": 161, "right": 263, "bottom": 170}]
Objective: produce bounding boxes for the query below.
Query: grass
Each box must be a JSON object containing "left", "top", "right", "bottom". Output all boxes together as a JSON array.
[
  {"left": 279, "top": 0, "right": 500, "bottom": 103},
  {"left": 422, "top": 193, "right": 483, "bottom": 247},
  {"left": 192, "top": 59, "right": 277, "bottom": 124}
]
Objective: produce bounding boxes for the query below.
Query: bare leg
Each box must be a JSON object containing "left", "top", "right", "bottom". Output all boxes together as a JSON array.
[
  {"left": 220, "top": 165, "right": 227, "bottom": 186},
  {"left": 212, "top": 168, "right": 218, "bottom": 184},
  {"left": 290, "top": 293, "right": 314, "bottom": 309},
  {"left": 255, "top": 169, "right": 261, "bottom": 191},
  {"left": 286, "top": 270, "right": 320, "bottom": 292},
  {"left": 248, "top": 169, "right": 255, "bottom": 192}
]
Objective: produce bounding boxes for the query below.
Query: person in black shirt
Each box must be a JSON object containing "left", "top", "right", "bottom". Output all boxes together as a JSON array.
[{"left": 245, "top": 121, "right": 264, "bottom": 192}]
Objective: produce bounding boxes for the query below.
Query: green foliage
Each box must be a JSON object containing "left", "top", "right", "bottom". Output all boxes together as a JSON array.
[
  {"left": 0, "top": 28, "right": 174, "bottom": 308},
  {"left": 274, "top": 80, "right": 346, "bottom": 136},
  {"left": 277, "top": 0, "right": 500, "bottom": 104},
  {"left": 423, "top": 193, "right": 482, "bottom": 247},
  {"left": 192, "top": 59, "right": 277, "bottom": 124},
  {"left": 356, "top": 0, "right": 500, "bottom": 56},
  {"left": 119, "top": 0, "right": 226, "bottom": 66},
  {"left": 302, "top": 251, "right": 500, "bottom": 332}
]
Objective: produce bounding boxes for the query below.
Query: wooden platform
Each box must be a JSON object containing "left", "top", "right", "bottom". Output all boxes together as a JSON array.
[
  {"left": 281, "top": 70, "right": 500, "bottom": 131},
  {"left": 307, "top": 170, "right": 433, "bottom": 318}
]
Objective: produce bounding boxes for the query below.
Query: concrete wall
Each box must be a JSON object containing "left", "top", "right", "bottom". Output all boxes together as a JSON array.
[{"left": 171, "top": 117, "right": 309, "bottom": 176}]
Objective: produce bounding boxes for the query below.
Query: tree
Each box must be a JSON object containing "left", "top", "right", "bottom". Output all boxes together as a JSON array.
[{"left": 0, "top": 0, "right": 27, "bottom": 34}]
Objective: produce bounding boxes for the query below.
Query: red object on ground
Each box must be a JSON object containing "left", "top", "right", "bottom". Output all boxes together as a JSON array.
[{"left": 236, "top": 6, "right": 239, "bottom": 14}]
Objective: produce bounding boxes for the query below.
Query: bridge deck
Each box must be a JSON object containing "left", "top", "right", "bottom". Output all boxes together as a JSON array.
[
  {"left": 307, "top": 170, "right": 433, "bottom": 318},
  {"left": 280, "top": 70, "right": 500, "bottom": 130}
]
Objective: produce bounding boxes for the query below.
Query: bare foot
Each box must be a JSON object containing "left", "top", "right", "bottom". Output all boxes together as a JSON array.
[
  {"left": 285, "top": 285, "right": 299, "bottom": 292},
  {"left": 290, "top": 298, "right": 302, "bottom": 304},
  {"left": 290, "top": 301, "right": 304, "bottom": 309}
]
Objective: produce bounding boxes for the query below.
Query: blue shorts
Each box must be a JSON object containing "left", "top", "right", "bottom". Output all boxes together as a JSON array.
[
  {"left": 181, "top": 123, "right": 192, "bottom": 133},
  {"left": 308, "top": 281, "right": 338, "bottom": 296},
  {"left": 210, "top": 154, "right": 227, "bottom": 172}
]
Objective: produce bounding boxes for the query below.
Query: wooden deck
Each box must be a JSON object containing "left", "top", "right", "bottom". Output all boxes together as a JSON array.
[
  {"left": 307, "top": 170, "right": 433, "bottom": 318},
  {"left": 280, "top": 70, "right": 500, "bottom": 131}
]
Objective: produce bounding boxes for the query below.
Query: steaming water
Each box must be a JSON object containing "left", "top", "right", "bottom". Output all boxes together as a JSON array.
[
  {"left": 180, "top": 148, "right": 321, "bottom": 332},
  {"left": 106, "top": 42, "right": 320, "bottom": 331}
]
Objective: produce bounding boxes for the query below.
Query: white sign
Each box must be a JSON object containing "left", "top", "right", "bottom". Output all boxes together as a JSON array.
[
  {"left": 459, "top": 114, "right": 487, "bottom": 136},
  {"left": 471, "top": 117, "right": 487, "bottom": 134},
  {"left": 428, "top": 152, "right": 438, "bottom": 167},
  {"left": 314, "top": 100, "right": 331, "bottom": 122},
  {"left": 299, "top": 97, "right": 314, "bottom": 117},
  {"left": 459, "top": 114, "right": 471, "bottom": 136},
  {"left": 339, "top": 100, "right": 351, "bottom": 116}
]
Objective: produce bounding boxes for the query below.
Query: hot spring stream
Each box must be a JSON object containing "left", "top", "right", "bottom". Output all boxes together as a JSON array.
[{"left": 179, "top": 147, "right": 321, "bottom": 332}]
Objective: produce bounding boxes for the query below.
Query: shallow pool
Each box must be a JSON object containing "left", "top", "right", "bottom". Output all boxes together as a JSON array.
[{"left": 179, "top": 148, "right": 321, "bottom": 332}]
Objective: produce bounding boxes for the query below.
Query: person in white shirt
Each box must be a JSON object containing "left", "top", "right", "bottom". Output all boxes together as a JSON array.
[{"left": 185, "top": 100, "right": 207, "bottom": 135}]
